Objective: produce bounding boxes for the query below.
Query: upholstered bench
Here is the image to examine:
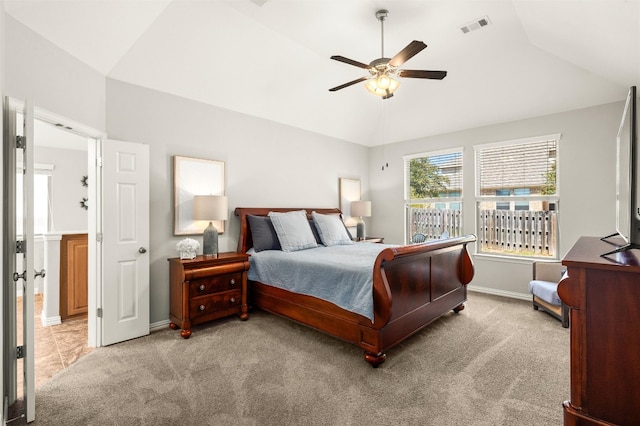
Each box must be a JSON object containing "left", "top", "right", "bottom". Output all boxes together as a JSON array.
[{"left": 528, "top": 261, "right": 569, "bottom": 328}]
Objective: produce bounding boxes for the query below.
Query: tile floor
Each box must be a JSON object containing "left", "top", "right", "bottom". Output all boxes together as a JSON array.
[{"left": 16, "top": 293, "right": 92, "bottom": 394}]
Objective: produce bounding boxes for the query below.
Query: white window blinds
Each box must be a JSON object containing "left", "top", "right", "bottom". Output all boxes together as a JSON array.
[{"left": 475, "top": 136, "right": 558, "bottom": 197}]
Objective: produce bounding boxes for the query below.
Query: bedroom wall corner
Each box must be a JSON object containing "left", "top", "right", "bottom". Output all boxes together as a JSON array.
[
  {"left": 105, "top": 78, "right": 370, "bottom": 324},
  {"left": 3, "top": 15, "right": 106, "bottom": 132}
]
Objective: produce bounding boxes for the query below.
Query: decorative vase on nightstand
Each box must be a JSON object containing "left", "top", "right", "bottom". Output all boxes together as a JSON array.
[{"left": 176, "top": 238, "right": 199, "bottom": 259}]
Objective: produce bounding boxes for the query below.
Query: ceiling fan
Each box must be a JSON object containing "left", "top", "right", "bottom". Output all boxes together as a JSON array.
[{"left": 329, "top": 9, "right": 447, "bottom": 99}]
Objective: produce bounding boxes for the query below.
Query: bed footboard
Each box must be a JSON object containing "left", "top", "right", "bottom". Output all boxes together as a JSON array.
[{"left": 367, "top": 235, "right": 476, "bottom": 364}]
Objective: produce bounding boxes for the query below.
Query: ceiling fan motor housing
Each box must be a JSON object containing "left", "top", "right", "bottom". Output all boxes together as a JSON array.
[{"left": 375, "top": 9, "right": 389, "bottom": 21}]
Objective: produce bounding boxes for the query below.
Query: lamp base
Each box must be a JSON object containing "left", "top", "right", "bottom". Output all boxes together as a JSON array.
[
  {"left": 202, "top": 222, "right": 219, "bottom": 256},
  {"left": 356, "top": 219, "right": 366, "bottom": 241}
]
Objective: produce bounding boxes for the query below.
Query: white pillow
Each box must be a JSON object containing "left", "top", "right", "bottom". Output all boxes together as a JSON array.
[
  {"left": 268, "top": 210, "right": 318, "bottom": 252},
  {"left": 311, "top": 211, "right": 354, "bottom": 246}
]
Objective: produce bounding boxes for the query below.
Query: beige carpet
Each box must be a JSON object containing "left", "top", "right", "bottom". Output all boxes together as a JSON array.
[{"left": 11, "top": 292, "right": 570, "bottom": 425}]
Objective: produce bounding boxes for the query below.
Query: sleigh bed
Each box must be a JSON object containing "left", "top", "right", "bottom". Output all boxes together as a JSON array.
[{"left": 235, "top": 207, "right": 476, "bottom": 367}]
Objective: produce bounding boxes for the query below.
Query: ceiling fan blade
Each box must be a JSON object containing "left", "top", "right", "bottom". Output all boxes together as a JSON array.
[
  {"left": 389, "top": 41, "right": 427, "bottom": 67},
  {"left": 329, "top": 77, "right": 369, "bottom": 92},
  {"left": 330, "top": 55, "right": 371, "bottom": 70},
  {"left": 398, "top": 69, "right": 447, "bottom": 80}
]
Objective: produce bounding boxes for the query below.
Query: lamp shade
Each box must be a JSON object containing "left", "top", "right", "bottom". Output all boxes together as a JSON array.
[
  {"left": 193, "top": 195, "right": 228, "bottom": 221},
  {"left": 351, "top": 200, "right": 372, "bottom": 217}
]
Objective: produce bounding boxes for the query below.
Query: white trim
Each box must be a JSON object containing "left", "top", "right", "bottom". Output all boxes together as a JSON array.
[
  {"left": 468, "top": 284, "right": 531, "bottom": 301},
  {"left": 35, "top": 163, "right": 54, "bottom": 172},
  {"left": 9, "top": 98, "right": 107, "bottom": 140},
  {"left": 150, "top": 319, "right": 171, "bottom": 332},
  {"left": 10, "top": 99, "right": 106, "bottom": 348},
  {"left": 40, "top": 314, "right": 61, "bottom": 327}
]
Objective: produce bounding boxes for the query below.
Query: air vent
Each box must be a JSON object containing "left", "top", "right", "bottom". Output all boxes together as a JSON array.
[{"left": 460, "top": 16, "right": 491, "bottom": 34}]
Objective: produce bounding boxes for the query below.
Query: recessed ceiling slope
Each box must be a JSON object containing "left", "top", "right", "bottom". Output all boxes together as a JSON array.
[
  {"left": 4, "top": 0, "right": 172, "bottom": 74},
  {"left": 514, "top": 1, "right": 640, "bottom": 86},
  {"left": 3, "top": 1, "right": 638, "bottom": 146}
]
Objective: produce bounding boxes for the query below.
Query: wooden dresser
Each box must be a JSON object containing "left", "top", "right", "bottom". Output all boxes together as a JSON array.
[
  {"left": 558, "top": 236, "right": 640, "bottom": 426},
  {"left": 168, "top": 253, "right": 250, "bottom": 338}
]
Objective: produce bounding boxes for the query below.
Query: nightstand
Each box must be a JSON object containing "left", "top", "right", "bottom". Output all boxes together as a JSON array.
[
  {"left": 352, "top": 237, "right": 384, "bottom": 243},
  {"left": 168, "top": 252, "right": 249, "bottom": 338}
]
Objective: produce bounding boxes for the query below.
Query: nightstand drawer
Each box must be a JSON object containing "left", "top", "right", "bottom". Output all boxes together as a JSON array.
[
  {"left": 190, "top": 272, "right": 242, "bottom": 296},
  {"left": 169, "top": 253, "right": 249, "bottom": 338},
  {"left": 189, "top": 290, "right": 242, "bottom": 320}
]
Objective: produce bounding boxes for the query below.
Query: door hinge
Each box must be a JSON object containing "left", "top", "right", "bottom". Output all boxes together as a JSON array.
[
  {"left": 16, "top": 135, "right": 26, "bottom": 149},
  {"left": 96, "top": 156, "right": 103, "bottom": 167},
  {"left": 16, "top": 346, "right": 24, "bottom": 359},
  {"left": 97, "top": 308, "right": 103, "bottom": 318},
  {"left": 16, "top": 240, "right": 25, "bottom": 254},
  {"left": 96, "top": 233, "right": 103, "bottom": 243}
]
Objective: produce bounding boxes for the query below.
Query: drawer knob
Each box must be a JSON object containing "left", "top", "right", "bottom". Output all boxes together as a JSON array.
[
  {"left": 199, "top": 284, "right": 205, "bottom": 291},
  {"left": 199, "top": 305, "right": 206, "bottom": 311},
  {"left": 229, "top": 298, "right": 236, "bottom": 304},
  {"left": 230, "top": 279, "right": 236, "bottom": 286}
]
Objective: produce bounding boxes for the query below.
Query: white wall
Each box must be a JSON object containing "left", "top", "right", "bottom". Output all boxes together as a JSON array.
[
  {"left": 369, "top": 101, "right": 623, "bottom": 297},
  {"left": 34, "top": 146, "right": 88, "bottom": 233},
  {"left": 3, "top": 15, "right": 105, "bottom": 132},
  {"left": 105, "top": 79, "right": 370, "bottom": 324}
]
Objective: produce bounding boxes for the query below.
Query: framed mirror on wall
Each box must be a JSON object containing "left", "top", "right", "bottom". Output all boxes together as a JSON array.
[
  {"left": 173, "top": 155, "right": 225, "bottom": 235},
  {"left": 339, "top": 177, "right": 361, "bottom": 227}
]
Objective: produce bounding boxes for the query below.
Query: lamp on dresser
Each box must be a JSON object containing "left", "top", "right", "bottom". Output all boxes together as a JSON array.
[
  {"left": 193, "top": 195, "right": 228, "bottom": 256},
  {"left": 351, "top": 200, "right": 372, "bottom": 240}
]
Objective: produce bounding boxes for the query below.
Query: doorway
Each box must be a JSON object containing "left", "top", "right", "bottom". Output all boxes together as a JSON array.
[
  {"left": 15, "top": 113, "right": 96, "bottom": 392},
  {"left": 5, "top": 100, "right": 150, "bottom": 422}
]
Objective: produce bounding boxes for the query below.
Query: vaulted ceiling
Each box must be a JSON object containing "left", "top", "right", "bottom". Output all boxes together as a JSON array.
[{"left": 5, "top": 0, "right": 640, "bottom": 146}]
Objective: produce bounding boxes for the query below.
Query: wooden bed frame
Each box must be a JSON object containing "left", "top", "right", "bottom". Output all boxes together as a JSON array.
[{"left": 235, "top": 207, "right": 476, "bottom": 367}]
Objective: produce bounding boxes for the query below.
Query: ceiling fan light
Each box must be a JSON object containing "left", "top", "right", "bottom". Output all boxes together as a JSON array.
[
  {"left": 378, "top": 74, "right": 391, "bottom": 89},
  {"left": 388, "top": 77, "right": 400, "bottom": 92},
  {"left": 365, "top": 75, "right": 400, "bottom": 98}
]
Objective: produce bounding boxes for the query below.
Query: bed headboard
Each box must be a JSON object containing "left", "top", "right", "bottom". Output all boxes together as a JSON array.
[{"left": 234, "top": 207, "right": 342, "bottom": 253}]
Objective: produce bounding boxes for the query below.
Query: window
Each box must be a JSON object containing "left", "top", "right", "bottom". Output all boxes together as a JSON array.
[
  {"left": 475, "top": 134, "right": 559, "bottom": 258},
  {"left": 16, "top": 164, "right": 53, "bottom": 236},
  {"left": 404, "top": 148, "right": 463, "bottom": 242}
]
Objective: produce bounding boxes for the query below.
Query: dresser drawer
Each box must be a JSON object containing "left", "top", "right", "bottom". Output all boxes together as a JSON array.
[
  {"left": 189, "top": 272, "right": 242, "bottom": 296},
  {"left": 189, "top": 290, "right": 242, "bottom": 321}
]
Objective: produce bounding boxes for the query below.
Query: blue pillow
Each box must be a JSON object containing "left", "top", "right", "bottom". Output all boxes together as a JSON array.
[
  {"left": 311, "top": 211, "right": 354, "bottom": 246},
  {"left": 247, "top": 215, "right": 281, "bottom": 252},
  {"left": 268, "top": 210, "right": 318, "bottom": 252},
  {"left": 309, "top": 220, "right": 322, "bottom": 244}
]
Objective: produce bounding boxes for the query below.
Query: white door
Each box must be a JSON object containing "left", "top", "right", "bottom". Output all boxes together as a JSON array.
[
  {"left": 101, "top": 139, "right": 150, "bottom": 346},
  {"left": 2, "top": 97, "right": 35, "bottom": 422},
  {"left": 21, "top": 99, "right": 36, "bottom": 423}
]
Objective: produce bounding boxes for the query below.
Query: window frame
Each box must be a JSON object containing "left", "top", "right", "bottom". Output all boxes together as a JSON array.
[
  {"left": 17, "top": 163, "right": 54, "bottom": 236},
  {"left": 474, "top": 134, "right": 560, "bottom": 259},
  {"left": 403, "top": 147, "right": 464, "bottom": 244}
]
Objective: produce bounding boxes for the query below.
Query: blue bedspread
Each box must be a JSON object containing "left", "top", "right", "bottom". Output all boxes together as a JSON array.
[{"left": 247, "top": 244, "right": 396, "bottom": 322}]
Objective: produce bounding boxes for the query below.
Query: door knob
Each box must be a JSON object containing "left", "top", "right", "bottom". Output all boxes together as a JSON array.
[
  {"left": 34, "top": 269, "right": 46, "bottom": 279},
  {"left": 13, "top": 271, "right": 26, "bottom": 282},
  {"left": 138, "top": 247, "right": 147, "bottom": 254}
]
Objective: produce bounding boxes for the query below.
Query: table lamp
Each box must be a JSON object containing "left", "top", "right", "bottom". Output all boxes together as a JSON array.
[
  {"left": 193, "top": 195, "right": 228, "bottom": 256},
  {"left": 350, "top": 200, "right": 372, "bottom": 240}
]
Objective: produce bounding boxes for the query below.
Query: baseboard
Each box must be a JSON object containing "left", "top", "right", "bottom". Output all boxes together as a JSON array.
[
  {"left": 150, "top": 319, "right": 171, "bottom": 332},
  {"left": 40, "top": 313, "right": 61, "bottom": 327},
  {"left": 467, "top": 285, "right": 530, "bottom": 302}
]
